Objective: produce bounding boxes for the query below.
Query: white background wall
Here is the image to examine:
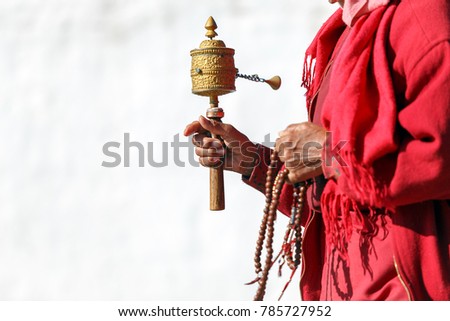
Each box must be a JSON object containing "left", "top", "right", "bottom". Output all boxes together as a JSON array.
[{"left": 0, "top": 0, "right": 336, "bottom": 300}]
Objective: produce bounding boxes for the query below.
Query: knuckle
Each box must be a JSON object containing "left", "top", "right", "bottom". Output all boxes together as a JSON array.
[
  {"left": 207, "top": 157, "right": 220, "bottom": 165},
  {"left": 192, "top": 137, "right": 200, "bottom": 146},
  {"left": 222, "top": 123, "right": 234, "bottom": 134},
  {"left": 299, "top": 122, "right": 309, "bottom": 130},
  {"left": 204, "top": 138, "right": 222, "bottom": 149},
  {"left": 211, "top": 139, "right": 222, "bottom": 147},
  {"left": 199, "top": 157, "right": 211, "bottom": 167},
  {"left": 202, "top": 137, "right": 214, "bottom": 146},
  {"left": 193, "top": 133, "right": 209, "bottom": 146},
  {"left": 287, "top": 123, "right": 300, "bottom": 131},
  {"left": 275, "top": 138, "right": 282, "bottom": 148},
  {"left": 194, "top": 147, "right": 203, "bottom": 156},
  {"left": 210, "top": 147, "right": 224, "bottom": 156}
]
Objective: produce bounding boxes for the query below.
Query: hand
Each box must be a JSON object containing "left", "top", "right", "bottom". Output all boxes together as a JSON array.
[
  {"left": 184, "top": 116, "right": 258, "bottom": 176},
  {"left": 275, "top": 122, "right": 326, "bottom": 184}
]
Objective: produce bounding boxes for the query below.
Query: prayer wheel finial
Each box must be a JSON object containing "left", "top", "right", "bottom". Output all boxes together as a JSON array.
[{"left": 205, "top": 16, "right": 218, "bottom": 39}]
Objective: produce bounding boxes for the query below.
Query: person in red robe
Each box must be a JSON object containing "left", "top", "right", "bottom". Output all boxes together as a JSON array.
[{"left": 184, "top": 0, "right": 450, "bottom": 300}]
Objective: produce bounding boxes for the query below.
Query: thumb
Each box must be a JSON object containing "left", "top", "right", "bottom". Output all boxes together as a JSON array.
[{"left": 198, "top": 115, "right": 233, "bottom": 137}]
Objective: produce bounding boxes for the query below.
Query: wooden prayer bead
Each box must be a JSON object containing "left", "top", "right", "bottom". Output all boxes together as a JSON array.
[{"left": 250, "top": 150, "right": 310, "bottom": 301}]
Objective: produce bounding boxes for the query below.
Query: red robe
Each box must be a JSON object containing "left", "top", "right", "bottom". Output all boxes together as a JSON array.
[{"left": 243, "top": 0, "right": 450, "bottom": 300}]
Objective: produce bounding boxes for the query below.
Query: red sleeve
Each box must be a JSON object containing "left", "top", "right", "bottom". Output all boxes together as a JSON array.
[
  {"left": 241, "top": 144, "right": 274, "bottom": 194},
  {"left": 382, "top": 41, "right": 450, "bottom": 207},
  {"left": 329, "top": 41, "right": 450, "bottom": 207}
]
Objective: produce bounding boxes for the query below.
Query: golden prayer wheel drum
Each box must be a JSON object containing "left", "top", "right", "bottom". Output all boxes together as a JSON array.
[{"left": 190, "top": 39, "right": 237, "bottom": 97}]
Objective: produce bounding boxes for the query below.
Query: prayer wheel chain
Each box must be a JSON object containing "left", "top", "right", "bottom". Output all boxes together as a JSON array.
[
  {"left": 248, "top": 150, "right": 309, "bottom": 301},
  {"left": 236, "top": 73, "right": 266, "bottom": 83}
]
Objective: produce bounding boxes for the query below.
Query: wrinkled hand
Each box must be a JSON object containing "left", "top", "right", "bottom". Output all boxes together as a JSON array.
[
  {"left": 275, "top": 122, "right": 326, "bottom": 184},
  {"left": 184, "top": 116, "right": 257, "bottom": 176}
]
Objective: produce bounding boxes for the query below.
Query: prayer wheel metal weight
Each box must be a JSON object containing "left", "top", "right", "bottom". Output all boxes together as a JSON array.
[{"left": 190, "top": 16, "right": 281, "bottom": 211}]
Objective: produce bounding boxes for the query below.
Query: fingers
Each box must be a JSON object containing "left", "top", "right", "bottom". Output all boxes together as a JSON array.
[
  {"left": 195, "top": 143, "right": 225, "bottom": 158},
  {"left": 273, "top": 122, "right": 326, "bottom": 183},
  {"left": 199, "top": 156, "right": 222, "bottom": 167},
  {"left": 278, "top": 122, "right": 310, "bottom": 138},
  {"left": 285, "top": 154, "right": 302, "bottom": 169},
  {"left": 193, "top": 136, "right": 225, "bottom": 168},
  {"left": 275, "top": 124, "right": 304, "bottom": 164},
  {"left": 185, "top": 116, "right": 241, "bottom": 144},
  {"left": 276, "top": 124, "right": 299, "bottom": 152},
  {"left": 184, "top": 121, "right": 208, "bottom": 137},
  {"left": 191, "top": 133, "right": 211, "bottom": 147},
  {"left": 278, "top": 123, "right": 299, "bottom": 137},
  {"left": 198, "top": 115, "right": 235, "bottom": 138},
  {"left": 184, "top": 117, "right": 250, "bottom": 170},
  {"left": 275, "top": 136, "right": 295, "bottom": 159},
  {"left": 276, "top": 122, "right": 311, "bottom": 156}
]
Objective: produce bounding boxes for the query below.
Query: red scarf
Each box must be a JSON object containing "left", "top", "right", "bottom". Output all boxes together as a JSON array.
[{"left": 302, "top": 4, "right": 398, "bottom": 258}]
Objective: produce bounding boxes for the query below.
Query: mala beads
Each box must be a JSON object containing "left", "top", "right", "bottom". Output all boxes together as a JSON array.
[{"left": 248, "top": 150, "right": 309, "bottom": 301}]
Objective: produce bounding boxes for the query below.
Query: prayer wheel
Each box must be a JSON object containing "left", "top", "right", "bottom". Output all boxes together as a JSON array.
[{"left": 190, "top": 17, "right": 281, "bottom": 211}]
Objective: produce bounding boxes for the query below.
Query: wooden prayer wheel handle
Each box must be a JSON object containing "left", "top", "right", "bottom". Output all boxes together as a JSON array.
[
  {"left": 206, "top": 97, "right": 226, "bottom": 211},
  {"left": 210, "top": 132, "right": 225, "bottom": 211}
]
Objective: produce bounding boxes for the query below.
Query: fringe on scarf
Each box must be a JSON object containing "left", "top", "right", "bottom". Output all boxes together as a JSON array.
[
  {"left": 302, "top": 50, "right": 387, "bottom": 267},
  {"left": 321, "top": 149, "right": 391, "bottom": 274},
  {"left": 338, "top": 149, "right": 388, "bottom": 208},
  {"left": 302, "top": 54, "right": 315, "bottom": 108}
]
